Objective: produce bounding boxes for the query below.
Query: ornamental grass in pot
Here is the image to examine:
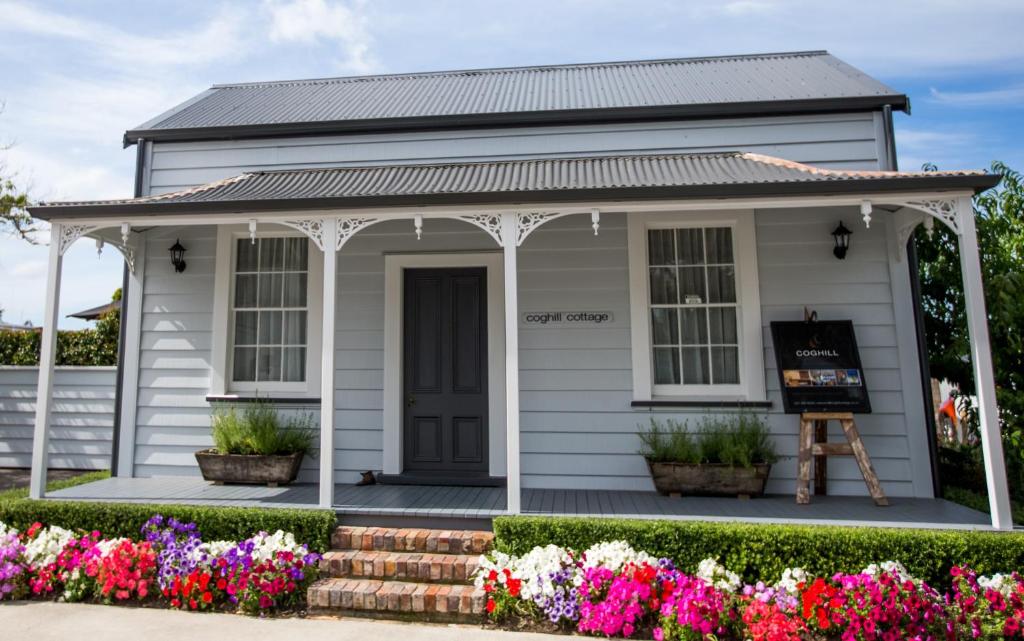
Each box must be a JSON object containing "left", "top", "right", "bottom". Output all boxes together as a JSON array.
[
  {"left": 195, "top": 402, "right": 316, "bottom": 487},
  {"left": 639, "top": 414, "right": 778, "bottom": 497}
]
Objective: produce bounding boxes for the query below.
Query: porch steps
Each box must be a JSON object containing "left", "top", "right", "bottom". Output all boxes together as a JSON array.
[{"left": 308, "top": 526, "right": 492, "bottom": 621}]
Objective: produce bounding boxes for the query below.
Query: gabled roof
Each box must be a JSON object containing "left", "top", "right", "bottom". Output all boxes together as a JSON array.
[
  {"left": 30, "top": 152, "right": 996, "bottom": 219},
  {"left": 124, "top": 51, "right": 908, "bottom": 145}
]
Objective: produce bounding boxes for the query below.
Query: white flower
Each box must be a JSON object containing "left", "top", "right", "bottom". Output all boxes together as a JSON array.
[
  {"left": 202, "top": 540, "right": 235, "bottom": 559},
  {"left": 0, "top": 521, "right": 16, "bottom": 537},
  {"left": 862, "top": 560, "right": 916, "bottom": 583},
  {"left": 580, "top": 541, "right": 652, "bottom": 573},
  {"left": 246, "top": 530, "right": 310, "bottom": 562},
  {"left": 473, "top": 544, "right": 578, "bottom": 603},
  {"left": 23, "top": 525, "right": 75, "bottom": 567},
  {"left": 775, "top": 567, "right": 808, "bottom": 595},
  {"left": 696, "top": 558, "right": 741, "bottom": 593},
  {"left": 978, "top": 573, "right": 1015, "bottom": 596}
]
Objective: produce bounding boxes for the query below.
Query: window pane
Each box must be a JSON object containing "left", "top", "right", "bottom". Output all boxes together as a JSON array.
[
  {"left": 711, "top": 346, "right": 740, "bottom": 384},
  {"left": 283, "top": 237, "right": 308, "bottom": 271},
  {"left": 234, "top": 311, "right": 258, "bottom": 345},
  {"left": 258, "top": 310, "right": 283, "bottom": 345},
  {"left": 258, "top": 273, "right": 284, "bottom": 308},
  {"left": 708, "top": 307, "right": 738, "bottom": 344},
  {"left": 282, "top": 311, "right": 307, "bottom": 345},
  {"left": 705, "top": 228, "right": 734, "bottom": 264},
  {"left": 707, "top": 266, "right": 736, "bottom": 303},
  {"left": 647, "top": 229, "right": 676, "bottom": 265},
  {"left": 678, "top": 267, "right": 706, "bottom": 303},
  {"left": 649, "top": 268, "right": 678, "bottom": 304},
  {"left": 676, "top": 229, "right": 704, "bottom": 265},
  {"left": 236, "top": 239, "right": 259, "bottom": 271},
  {"left": 257, "top": 347, "right": 282, "bottom": 382},
  {"left": 235, "top": 274, "right": 258, "bottom": 308},
  {"left": 233, "top": 347, "right": 256, "bottom": 381},
  {"left": 681, "top": 347, "right": 710, "bottom": 384},
  {"left": 282, "top": 273, "right": 308, "bottom": 307},
  {"left": 650, "top": 308, "right": 679, "bottom": 345},
  {"left": 680, "top": 308, "right": 708, "bottom": 345},
  {"left": 282, "top": 347, "right": 306, "bottom": 382},
  {"left": 259, "top": 238, "right": 285, "bottom": 272},
  {"left": 653, "top": 347, "right": 681, "bottom": 385}
]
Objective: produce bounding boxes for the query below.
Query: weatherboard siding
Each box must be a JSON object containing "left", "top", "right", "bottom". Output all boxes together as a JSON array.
[
  {"left": 0, "top": 366, "right": 115, "bottom": 470},
  {"left": 129, "top": 206, "right": 925, "bottom": 498},
  {"left": 145, "top": 112, "right": 885, "bottom": 194}
]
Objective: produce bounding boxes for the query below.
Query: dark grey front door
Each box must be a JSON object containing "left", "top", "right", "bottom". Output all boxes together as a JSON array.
[{"left": 403, "top": 267, "right": 488, "bottom": 474}]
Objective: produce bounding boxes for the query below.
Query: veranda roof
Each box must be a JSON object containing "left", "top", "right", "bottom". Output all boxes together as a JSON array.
[{"left": 29, "top": 152, "right": 999, "bottom": 219}]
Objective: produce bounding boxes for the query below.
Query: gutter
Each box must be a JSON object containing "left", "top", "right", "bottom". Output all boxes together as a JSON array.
[
  {"left": 121, "top": 95, "right": 911, "bottom": 147},
  {"left": 27, "top": 174, "right": 1002, "bottom": 220},
  {"left": 108, "top": 137, "right": 145, "bottom": 475}
]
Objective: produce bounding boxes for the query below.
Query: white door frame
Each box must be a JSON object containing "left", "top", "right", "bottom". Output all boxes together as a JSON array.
[{"left": 382, "top": 252, "right": 506, "bottom": 477}]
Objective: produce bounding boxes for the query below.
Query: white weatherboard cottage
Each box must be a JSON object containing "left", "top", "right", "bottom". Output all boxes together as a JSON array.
[{"left": 26, "top": 52, "right": 1012, "bottom": 529}]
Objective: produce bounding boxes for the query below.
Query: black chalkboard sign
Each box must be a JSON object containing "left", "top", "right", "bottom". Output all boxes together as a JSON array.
[{"left": 770, "top": 320, "right": 871, "bottom": 414}]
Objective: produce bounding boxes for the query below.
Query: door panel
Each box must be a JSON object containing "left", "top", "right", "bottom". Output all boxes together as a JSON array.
[{"left": 403, "top": 267, "right": 489, "bottom": 474}]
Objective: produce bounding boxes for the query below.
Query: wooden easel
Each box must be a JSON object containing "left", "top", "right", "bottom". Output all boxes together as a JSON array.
[{"left": 796, "top": 412, "right": 888, "bottom": 506}]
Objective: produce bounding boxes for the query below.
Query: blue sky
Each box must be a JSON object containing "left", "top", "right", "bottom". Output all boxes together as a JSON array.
[{"left": 0, "top": 0, "right": 1022, "bottom": 328}]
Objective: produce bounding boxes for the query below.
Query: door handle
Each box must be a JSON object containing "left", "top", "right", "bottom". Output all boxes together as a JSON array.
[{"left": 406, "top": 395, "right": 416, "bottom": 407}]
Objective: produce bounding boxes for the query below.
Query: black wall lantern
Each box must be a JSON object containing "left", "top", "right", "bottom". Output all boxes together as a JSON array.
[
  {"left": 169, "top": 239, "right": 187, "bottom": 273},
  {"left": 832, "top": 222, "right": 852, "bottom": 260}
]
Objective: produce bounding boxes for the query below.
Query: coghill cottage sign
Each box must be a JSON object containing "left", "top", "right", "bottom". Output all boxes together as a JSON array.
[{"left": 521, "top": 311, "right": 614, "bottom": 326}]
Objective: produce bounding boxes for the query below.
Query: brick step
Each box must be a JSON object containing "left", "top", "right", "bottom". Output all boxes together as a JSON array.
[
  {"left": 332, "top": 526, "right": 493, "bottom": 555},
  {"left": 308, "top": 578, "right": 487, "bottom": 621},
  {"left": 321, "top": 549, "right": 481, "bottom": 582}
]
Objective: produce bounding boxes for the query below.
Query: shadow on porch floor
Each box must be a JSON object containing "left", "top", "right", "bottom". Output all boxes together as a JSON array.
[{"left": 43, "top": 476, "right": 993, "bottom": 530}]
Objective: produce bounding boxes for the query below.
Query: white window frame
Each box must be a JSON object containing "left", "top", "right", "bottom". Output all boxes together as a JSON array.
[
  {"left": 210, "top": 225, "right": 323, "bottom": 397},
  {"left": 627, "top": 210, "right": 765, "bottom": 402}
]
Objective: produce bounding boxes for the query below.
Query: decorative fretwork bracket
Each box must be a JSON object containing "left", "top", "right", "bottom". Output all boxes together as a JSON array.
[
  {"left": 280, "top": 219, "right": 328, "bottom": 251},
  {"left": 900, "top": 199, "right": 962, "bottom": 236},
  {"left": 513, "top": 209, "right": 600, "bottom": 246},
  {"left": 455, "top": 214, "right": 504, "bottom": 247},
  {"left": 57, "top": 223, "right": 99, "bottom": 256},
  {"left": 336, "top": 216, "right": 381, "bottom": 250},
  {"left": 56, "top": 224, "right": 137, "bottom": 272}
]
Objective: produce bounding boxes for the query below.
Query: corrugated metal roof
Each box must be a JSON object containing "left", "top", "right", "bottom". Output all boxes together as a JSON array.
[
  {"left": 126, "top": 51, "right": 907, "bottom": 142},
  {"left": 34, "top": 153, "right": 994, "bottom": 218}
]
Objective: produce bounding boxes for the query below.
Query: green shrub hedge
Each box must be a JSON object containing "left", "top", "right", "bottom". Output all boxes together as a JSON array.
[
  {"left": 493, "top": 516, "right": 1024, "bottom": 587},
  {"left": 0, "top": 500, "right": 336, "bottom": 552},
  {"left": 0, "top": 305, "right": 119, "bottom": 366}
]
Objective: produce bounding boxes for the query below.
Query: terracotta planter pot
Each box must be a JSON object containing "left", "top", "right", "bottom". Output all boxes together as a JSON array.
[
  {"left": 194, "top": 449, "right": 304, "bottom": 487},
  {"left": 646, "top": 460, "right": 771, "bottom": 497}
]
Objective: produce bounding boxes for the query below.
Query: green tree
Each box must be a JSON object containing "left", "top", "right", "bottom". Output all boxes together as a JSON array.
[
  {"left": 0, "top": 105, "right": 37, "bottom": 242},
  {"left": 915, "top": 161, "right": 1024, "bottom": 493}
]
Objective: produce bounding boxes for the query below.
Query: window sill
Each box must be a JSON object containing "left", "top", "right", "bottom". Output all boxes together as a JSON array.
[
  {"left": 631, "top": 399, "right": 772, "bottom": 409},
  {"left": 206, "top": 395, "right": 321, "bottom": 405}
]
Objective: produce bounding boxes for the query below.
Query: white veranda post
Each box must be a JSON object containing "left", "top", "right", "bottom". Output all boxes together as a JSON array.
[
  {"left": 502, "top": 213, "right": 522, "bottom": 514},
  {"left": 29, "top": 223, "right": 65, "bottom": 499},
  {"left": 954, "top": 196, "right": 1013, "bottom": 530},
  {"left": 319, "top": 218, "right": 338, "bottom": 508}
]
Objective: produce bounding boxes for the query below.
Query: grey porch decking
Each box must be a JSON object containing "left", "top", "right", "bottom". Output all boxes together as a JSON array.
[{"left": 46, "top": 477, "right": 993, "bottom": 530}]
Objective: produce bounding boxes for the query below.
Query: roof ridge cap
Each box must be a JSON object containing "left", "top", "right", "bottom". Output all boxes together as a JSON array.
[{"left": 210, "top": 51, "right": 833, "bottom": 90}]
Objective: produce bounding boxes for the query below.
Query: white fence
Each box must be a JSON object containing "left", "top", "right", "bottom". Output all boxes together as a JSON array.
[{"left": 0, "top": 366, "right": 116, "bottom": 469}]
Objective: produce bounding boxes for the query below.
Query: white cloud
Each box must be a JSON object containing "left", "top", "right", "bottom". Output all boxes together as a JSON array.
[
  {"left": 265, "top": 0, "right": 377, "bottom": 73},
  {"left": 0, "top": 1, "right": 249, "bottom": 69},
  {"left": 720, "top": 1, "right": 774, "bottom": 16},
  {"left": 929, "top": 84, "right": 1024, "bottom": 107}
]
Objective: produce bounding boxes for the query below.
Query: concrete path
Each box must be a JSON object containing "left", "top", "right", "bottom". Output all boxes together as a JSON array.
[{"left": 0, "top": 602, "right": 551, "bottom": 641}]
